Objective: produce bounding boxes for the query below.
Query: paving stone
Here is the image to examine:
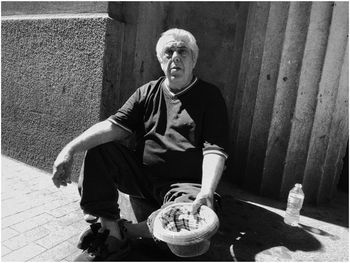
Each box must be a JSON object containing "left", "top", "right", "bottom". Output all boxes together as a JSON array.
[
  {"left": 2, "top": 244, "right": 12, "bottom": 256},
  {"left": 35, "top": 225, "right": 83, "bottom": 249},
  {"left": 66, "top": 233, "right": 80, "bottom": 247},
  {"left": 47, "top": 201, "right": 81, "bottom": 218},
  {"left": 2, "top": 228, "right": 20, "bottom": 241},
  {"left": 30, "top": 240, "right": 77, "bottom": 261},
  {"left": 3, "top": 226, "right": 50, "bottom": 250},
  {"left": 2, "top": 197, "right": 45, "bottom": 218},
  {"left": 63, "top": 248, "right": 82, "bottom": 262},
  {"left": 2, "top": 243, "right": 46, "bottom": 261},
  {"left": 48, "top": 210, "right": 83, "bottom": 226},
  {"left": 2, "top": 206, "right": 50, "bottom": 228},
  {"left": 10, "top": 213, "right": 56, "bottom": 233}
]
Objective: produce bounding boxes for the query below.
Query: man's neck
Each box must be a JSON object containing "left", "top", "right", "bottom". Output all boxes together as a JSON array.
[{"left": 164, "top": 76, "right": 194, "bottom": 94}]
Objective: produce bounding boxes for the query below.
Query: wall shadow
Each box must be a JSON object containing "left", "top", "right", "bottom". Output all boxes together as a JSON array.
[
  {"left": 223, "top": 183, "right": 349, "bottom": 229},
  {"left": 123, "top": 195, "right": 322, "bottom": 261}
]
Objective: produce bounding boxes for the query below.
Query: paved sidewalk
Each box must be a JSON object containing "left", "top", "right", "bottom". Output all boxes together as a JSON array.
[
  {"left": 1, "top": 155, "right": 349, "bottom": 261},
  {"left": 2, "top": 156, "right": 86, "bottom": 261}
]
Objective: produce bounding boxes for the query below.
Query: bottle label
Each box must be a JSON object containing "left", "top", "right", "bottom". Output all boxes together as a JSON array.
[{"left": 287, "top": 193, "right": 304, "bottom": 209}]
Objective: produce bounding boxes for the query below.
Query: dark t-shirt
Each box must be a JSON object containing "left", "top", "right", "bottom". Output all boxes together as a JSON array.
[{"left": 108, "top": 76, "right": 229, "bottom": 185}]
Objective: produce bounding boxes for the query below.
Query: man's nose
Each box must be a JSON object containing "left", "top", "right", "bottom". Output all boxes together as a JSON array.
[{"left": 172, "top": 51, "right": 181, "bottom": 62}]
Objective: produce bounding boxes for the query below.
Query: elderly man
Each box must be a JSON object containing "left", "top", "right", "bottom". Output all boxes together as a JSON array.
[{"left": 52, "top": 28, "right": 228, "bottom": 261}]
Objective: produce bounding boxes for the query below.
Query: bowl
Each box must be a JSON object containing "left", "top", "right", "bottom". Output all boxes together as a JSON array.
[{"left": 153, "top": 202, "right": 219, "bottom": 257}]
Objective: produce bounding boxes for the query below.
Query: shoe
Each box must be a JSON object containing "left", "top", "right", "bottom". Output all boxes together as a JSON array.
[
  {"left": 74, "top": 228, "right": 109, "bottom": 261},
  {"left": 74, "top": 228, "right": 130, "bottom": 261},
  {"left": 77, "top": 223, "right": 102, "bottom": 250},
  {"left": 77, "top": 220, "right": 130, "bottom": 250}
]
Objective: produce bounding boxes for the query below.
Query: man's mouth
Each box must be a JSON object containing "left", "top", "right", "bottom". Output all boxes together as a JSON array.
[{"left": 170, "top": 67, "right": 182, "bottom": 71}]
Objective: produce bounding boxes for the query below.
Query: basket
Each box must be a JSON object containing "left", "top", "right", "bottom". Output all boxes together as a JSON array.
[{"left": 153, "top": 202, "right": 219, "bottom": 257}]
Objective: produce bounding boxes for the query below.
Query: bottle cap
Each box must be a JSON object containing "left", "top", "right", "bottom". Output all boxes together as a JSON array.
[{"left": 295, "top": 183, "right": 302, "bottom": 188}]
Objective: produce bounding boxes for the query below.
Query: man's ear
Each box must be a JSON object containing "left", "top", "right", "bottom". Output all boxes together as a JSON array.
[
  {"left": 192, "top": 58, "right": 197, "bottom": 69},
  {"left": 191, "top": 52, "right": 198, "bottom": 69}
]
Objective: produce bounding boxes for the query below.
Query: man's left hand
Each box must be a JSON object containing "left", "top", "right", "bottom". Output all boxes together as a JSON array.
[{"left": 192, "top": 191, "right": 214, "bottom": 214}]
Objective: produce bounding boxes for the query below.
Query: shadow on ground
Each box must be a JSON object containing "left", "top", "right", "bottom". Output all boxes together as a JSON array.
[{"left": 124, "top": 195, "right": 323, "bottom": 261}]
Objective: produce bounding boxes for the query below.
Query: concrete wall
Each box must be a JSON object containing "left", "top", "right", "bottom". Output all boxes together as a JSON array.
[{"left": 1, "top": 3, "right": 118, "bottom": 179}]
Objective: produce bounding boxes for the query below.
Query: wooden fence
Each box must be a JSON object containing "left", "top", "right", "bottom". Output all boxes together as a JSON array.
[
  {"left": 229, "top": 2, "right": 348, "bottom": 203},
  {"left": 105, "top": 2, "right": 348, "bottom": 203}
]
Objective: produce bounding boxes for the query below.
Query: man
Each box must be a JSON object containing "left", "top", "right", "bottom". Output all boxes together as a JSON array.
[{"left": 52, "top": 28, "right": 228, "bottom": 261}]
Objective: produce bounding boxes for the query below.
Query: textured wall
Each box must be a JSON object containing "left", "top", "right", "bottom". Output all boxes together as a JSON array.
[
  {"left": 230, "top": 2, "right": 348, "bottom": 203},
  {"left": 1, "top": 14, "right": 122, "bottom": 178},
  {"left": 1, "top": 1, "right": 108, "bottom": 16}
]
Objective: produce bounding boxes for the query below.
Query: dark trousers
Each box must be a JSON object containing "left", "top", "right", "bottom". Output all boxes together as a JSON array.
[
  {"left": 78, "top": 142, "right": 165, "bottom": 220},
  {"left": 78, "top": 142, "right": 214, "bottom": 221}
]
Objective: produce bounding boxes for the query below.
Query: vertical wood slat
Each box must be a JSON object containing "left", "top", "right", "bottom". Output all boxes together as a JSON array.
[
  {"left": 225, "top": 3, "right": 249, "bottom": 139},
  {"left": 133, "top": 2, "right": 166, "bottom": 88},
  {"left": 261, "top": 2, "right": 312, "bottom": 197},
  {"left": 231, "top": 2, "right": 270, "bottom": 185},
  {"left": 115, "top": 2, "right": 140, "bottom": 107},
  {"left": 100, "top": 18, "right": 125, "bottom": 119},
  {"left": 330, "top": 39, "right": 349, "bottom": 198},
  {"left": 303, "top": 2, "right": 348, "bottom": 203},
  {"left": 245, "top": 2, "right": 290, "bottom": 192},
  {"left": 280, "top": 2, "right": 333, "bottom": 198},
  {"left": 318, "top": 39, "right": 349, "bottom": 203}
]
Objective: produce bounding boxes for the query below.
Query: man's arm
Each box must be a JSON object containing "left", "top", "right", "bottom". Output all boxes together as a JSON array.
[
  {"left": 192, "top": 153, "right": 226, "bottom": 213},
  {"left": 52, "top": 120, "right": 130, "bottom": 188}
]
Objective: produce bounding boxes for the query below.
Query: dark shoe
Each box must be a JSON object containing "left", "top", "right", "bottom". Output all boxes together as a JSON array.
[
  {"left": 77, "top": 220, "right": 130, "bottom": 250},
  {"left": 74, "top": 230, "right": 130, "bottom": 261},
  {"left": 77, "top": 223, "right": 102, "bottom": 250},
  {"left": 74, "top": 228, "right": 109, "bottom": 261}
]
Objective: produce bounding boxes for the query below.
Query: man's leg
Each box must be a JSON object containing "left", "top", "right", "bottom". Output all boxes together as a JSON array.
[{"left": 79, "top": 142, "right": 155, "bottom": 239}]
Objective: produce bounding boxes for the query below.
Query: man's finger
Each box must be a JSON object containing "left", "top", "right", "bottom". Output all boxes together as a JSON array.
[{"left": 191, "top": 200, "right": 201, "bottom": 214}]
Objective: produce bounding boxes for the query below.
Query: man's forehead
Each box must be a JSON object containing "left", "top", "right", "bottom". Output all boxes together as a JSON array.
[{"left": 163, "top": 38, "right": 190, "bottom": 49}]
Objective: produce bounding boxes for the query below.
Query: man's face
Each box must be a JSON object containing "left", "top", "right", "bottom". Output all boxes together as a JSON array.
[{"left": 159, "top": 38, "right": 196, "bottom": 88}]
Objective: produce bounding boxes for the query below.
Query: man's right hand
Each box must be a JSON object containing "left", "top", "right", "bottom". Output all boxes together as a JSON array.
[{"left": 52, "top": 148, "right": 74, "bottom": 188}]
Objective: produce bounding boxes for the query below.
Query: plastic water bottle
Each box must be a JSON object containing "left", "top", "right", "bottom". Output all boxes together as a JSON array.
[{"left": 284, "top": 183, "right": 304, "bottom": 226}]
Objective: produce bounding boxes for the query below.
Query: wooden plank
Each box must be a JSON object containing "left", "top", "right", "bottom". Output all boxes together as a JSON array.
[
  {"left": 224, "top": 2, "right": 249, "bottom": 140},
  {"left": 280, "top": 2, "right": 333, "bottom": 198},
  {"left": 133, "top": 2, "right": 166, "bottom": 88},
  {"left": 318, "top": 38, "right": 349, "bottom": 203},
  {"left": 302, "top": 2, "right": 349, "bottom": 203},
  {"left": 230, "top": 2, "right": 260, "bottom": 166},
  {"left": 231, "top": 2, "right": 270, "bottom": 185},
  {"left": 116, "top": 2, "right": 140, "bottom": 107},
  {"left": 100, "top": 18, "right": 125, "bottom": 119},
  {"left": 245, "top": 2, "right": 290, "bottom": 192},
  {"left": 260, "top": 2, "right": 312, "bottom": 197}
]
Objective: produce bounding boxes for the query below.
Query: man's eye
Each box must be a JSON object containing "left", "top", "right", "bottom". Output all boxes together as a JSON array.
[
  {"left": 179, "top": 49, "right": 189, "bottom": 57},
  {"left": 164, "top": 50, "right": 173, "bottom": 58}
]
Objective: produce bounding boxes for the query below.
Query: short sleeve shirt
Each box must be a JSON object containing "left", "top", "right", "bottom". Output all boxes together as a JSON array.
[{"left": 108, "top": 77, "right": 229, "bottom": 184}]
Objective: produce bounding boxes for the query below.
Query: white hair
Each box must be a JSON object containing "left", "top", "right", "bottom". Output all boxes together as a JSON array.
[{"left": 156, "top": 28, "right": 199, "bottom": 63}]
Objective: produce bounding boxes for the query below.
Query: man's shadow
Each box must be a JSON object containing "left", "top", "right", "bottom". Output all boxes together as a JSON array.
[{"left": 124, "top": 195, "right": 322, "bottom": 261}]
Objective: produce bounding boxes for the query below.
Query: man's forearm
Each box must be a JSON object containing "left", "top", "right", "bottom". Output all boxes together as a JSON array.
[
  {"left": 63, "top": 120, "right": 130, "bottom": 154},
  {"left": 201, "top": 153, "right": 226, "bottom": 194}
]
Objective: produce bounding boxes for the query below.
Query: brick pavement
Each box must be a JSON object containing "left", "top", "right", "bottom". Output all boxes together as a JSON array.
[
  {"left": 2, "top": 155, "right": 349, "bottom": 261},
  {"left": 2, "top": 156, "right": 86, "bottom": 261}
]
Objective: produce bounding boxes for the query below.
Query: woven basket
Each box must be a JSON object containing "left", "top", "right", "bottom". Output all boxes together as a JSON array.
[{"left": 153, "top": 202, "right": 219, "bottom": 257}]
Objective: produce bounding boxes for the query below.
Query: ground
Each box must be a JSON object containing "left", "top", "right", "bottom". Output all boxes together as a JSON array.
[{"left": 1, "top": 155, "right": 349, "bottom": 261}]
